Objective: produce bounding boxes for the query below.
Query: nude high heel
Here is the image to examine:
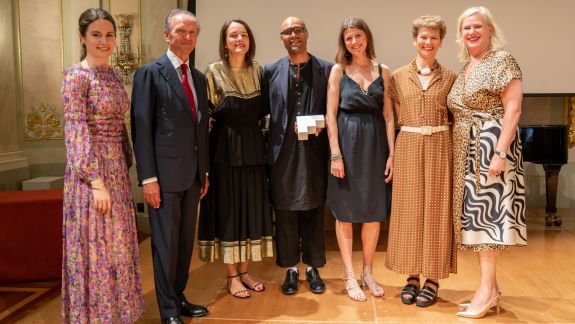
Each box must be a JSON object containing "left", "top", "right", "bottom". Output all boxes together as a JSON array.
[
  {"left": 458, "top": 285, "right": 501, "bottom": 309},
  {"left": 457, "top": 291, "right": 500, "bottom": 318}
]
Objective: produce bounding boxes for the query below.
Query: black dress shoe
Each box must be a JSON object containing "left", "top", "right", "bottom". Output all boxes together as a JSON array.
[
  {"left": 162, "top": 316, "right": 183, "bottom": 324},
  {"left": 282, "top": 269, "right": 299, "bottom": 295},
  {"left": 179, "top": 299, "right": 208, "bottom": 318},
  {"left": 306, "top": 268, "right": 326, "bottom": 294}
]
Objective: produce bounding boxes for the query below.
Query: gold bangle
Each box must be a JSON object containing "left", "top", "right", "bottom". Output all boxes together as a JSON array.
[{"left": 330, "top": 154, "right": 342, "bottom": 161}]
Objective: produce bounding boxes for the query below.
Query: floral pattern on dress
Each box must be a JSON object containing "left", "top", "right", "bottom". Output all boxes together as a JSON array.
[{"left": 61, "top": 64, "right": 143, "bottom": 323}]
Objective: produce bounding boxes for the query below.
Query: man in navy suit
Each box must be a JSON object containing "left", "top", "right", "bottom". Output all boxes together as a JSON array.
[
  {"left": 262, "top": 16, "right": 333, "bottom": 296},
  {"left": 131, "top": 9, "right": 209, "bottom": 324}
]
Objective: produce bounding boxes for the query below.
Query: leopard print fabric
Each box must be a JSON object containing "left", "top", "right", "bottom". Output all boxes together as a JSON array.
[{"left": 447, "top": 50, "right": 522, "bottom": 251}]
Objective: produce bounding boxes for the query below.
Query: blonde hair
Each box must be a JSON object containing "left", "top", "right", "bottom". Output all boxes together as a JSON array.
[
  {"left": 456, "top": 6, "right": 506, "bottom": 62},
  {"left": 411, "top": 15, "right": 446, "bottom": 40}
]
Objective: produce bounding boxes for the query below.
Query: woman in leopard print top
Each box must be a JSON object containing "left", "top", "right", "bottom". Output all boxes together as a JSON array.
[{"left": 447, "top": 6, "right": 525, "bottom": 318}]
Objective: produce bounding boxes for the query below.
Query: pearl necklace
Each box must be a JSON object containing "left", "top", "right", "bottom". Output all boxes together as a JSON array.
[{"left": 412, "top": 60, "right": 438, "bottom": 76}]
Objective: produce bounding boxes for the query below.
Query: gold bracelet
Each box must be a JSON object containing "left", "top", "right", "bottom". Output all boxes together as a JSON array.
[{"left": 330, "top": 154, "right": 342, "bottom": 161}]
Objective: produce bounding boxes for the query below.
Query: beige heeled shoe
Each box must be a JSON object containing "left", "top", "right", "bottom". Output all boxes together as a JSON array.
[
  {"left": 343, "top": 270, "right": 367, "bottom": 302},
  {"left": 360, "top": 272, "right": 384, "bottom": 297},
  {"left": 458, "top": 285, "right": 501, "bottom": 308},
  {"left": 457, "top": 292, "right": 500, "bottom": 318}
]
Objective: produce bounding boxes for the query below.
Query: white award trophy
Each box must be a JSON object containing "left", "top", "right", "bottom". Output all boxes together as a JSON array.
[{"left": 296, "top": 115, "right": 325, "bottom": 140}]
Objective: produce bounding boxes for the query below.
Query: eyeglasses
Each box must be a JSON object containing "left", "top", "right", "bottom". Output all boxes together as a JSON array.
[{"left": 280, "top": 26, "right": 305, "bottom": 37}]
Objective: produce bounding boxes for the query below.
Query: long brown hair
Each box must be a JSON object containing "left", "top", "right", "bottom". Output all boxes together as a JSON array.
[
  {"left": 335, "top": 17, "right": 376, "bottom": 70},
  {"left": 219, "top": 19, "right": 255, "bottom": 67},
  {"left": 78, "top": 8, "right": 116, "bottom": 61}
]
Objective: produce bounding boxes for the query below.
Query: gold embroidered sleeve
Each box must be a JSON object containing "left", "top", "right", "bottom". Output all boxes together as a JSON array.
[{"left": 204, "top": 65, "right": 221, "bottom": 114}]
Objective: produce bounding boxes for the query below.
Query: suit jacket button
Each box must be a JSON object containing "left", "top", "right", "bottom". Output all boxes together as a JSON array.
[{"left": 194, "top": 146, "right": 198, "bottom": 151}]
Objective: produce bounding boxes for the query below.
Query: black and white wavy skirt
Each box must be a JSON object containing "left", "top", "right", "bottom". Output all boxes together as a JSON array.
[{"left": 462, "top": 117, "right": 527, "bottom": 246}]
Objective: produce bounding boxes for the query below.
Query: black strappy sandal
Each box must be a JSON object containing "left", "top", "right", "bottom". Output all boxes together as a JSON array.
[
  {"left": 415, "top": 279, "right": 439, "bottom": 307},
  {"left": 227, "top": 274, "right": 250, "bottom": 299},
  {"left": 401, "top": 276, "right": 420, "bottom": 305},
  {"left": 239, "top": 272, "right": 265, "bottom": 292}
]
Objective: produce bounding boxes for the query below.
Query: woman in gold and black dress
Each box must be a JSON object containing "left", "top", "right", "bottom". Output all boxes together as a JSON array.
[
  {"left": 198, "top": 19, "right": 273, "bottom": 299},
  {"left": 448, "top": 6, "right": 526, "bottom": 319}
]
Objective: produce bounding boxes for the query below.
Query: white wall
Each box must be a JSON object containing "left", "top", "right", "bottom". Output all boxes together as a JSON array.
[{"left": 195, "top": 0, "right": 575, "bottom": 94}]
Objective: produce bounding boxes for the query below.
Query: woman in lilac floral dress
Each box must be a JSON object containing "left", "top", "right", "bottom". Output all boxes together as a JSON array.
[{"left": 61, "top": 8, "right": 143, "bottom": 323}]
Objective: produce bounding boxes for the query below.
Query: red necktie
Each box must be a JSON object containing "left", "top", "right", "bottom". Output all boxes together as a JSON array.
[{"left": 180, "top": 63, "right": 197, "bottom": 124}]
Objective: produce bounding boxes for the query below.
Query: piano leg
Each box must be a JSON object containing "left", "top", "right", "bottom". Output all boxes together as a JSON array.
[{"left": 543, "top": 164, "right": 563, "bottom": 226}]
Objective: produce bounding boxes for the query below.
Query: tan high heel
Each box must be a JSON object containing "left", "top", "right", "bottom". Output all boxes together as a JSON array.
[
  {"left": 360, "top": 271, "right": 384, "bottom": 297},
  {"left": 458, "top": 285, "right": 501, "bottom": 309},
  {"left": 457, "top": 291, "right": 500, "bottom": 318},
  {"left": 343, "top": 270, "right": 367, "bottom": 302}
]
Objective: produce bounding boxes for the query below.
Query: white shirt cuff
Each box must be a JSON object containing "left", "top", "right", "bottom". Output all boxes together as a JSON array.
[{"left": 142, "top": 177, "right": 158, "bottom": 184}]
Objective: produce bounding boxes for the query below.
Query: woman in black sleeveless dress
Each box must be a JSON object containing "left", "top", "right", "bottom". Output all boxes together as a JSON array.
[{"left": 326, "top": 17, "right": 395, "bottom": 302}]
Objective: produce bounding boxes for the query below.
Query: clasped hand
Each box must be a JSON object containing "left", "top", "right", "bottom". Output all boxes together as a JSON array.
[
  {"left": 488, "top": 154, "right": 506, "bottom": 177},
  {"left": 92, "top": 187, "right": 111, "bottom": 215}
]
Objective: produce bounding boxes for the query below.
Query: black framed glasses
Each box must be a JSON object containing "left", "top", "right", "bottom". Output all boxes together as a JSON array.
[{"left": 280, "top": 26, "right": 305, "bottom": 37}]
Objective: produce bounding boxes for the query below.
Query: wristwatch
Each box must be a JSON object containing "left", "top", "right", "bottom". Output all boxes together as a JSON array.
[{"left": 494, "top": 150, "right": 507, "bottom": 159}]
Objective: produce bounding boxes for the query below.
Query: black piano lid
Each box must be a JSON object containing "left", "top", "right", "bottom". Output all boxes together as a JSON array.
[{"left": 519, "top": 125, "right": 569, "bottom": 165}]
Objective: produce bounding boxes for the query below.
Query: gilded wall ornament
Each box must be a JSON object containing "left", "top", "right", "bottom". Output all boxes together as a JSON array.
[
  {"left": 111, "top": 14, "right": 140, "bottom": 84},
  {"left": 25, "top": 102, "right": 64, "bottom": 140}
]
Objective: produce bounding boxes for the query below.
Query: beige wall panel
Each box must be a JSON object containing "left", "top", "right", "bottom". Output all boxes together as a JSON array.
[
  {"left": 62, "top": 0, "right": 100, "bottom": 67},
  {"left": 141, "top": 0, "right": 177, "bottom": 63},
  {"left": 0, "top": 0, "right": 19, "bottom": 152},
  {"left": 19, "top": 0, "right": 63, "bottom": 140},
  {"left": 195, "top": 0, "right": 575, "bottom": 94}
]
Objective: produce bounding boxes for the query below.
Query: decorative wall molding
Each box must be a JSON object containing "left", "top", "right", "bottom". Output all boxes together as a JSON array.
[
  {"left": 24, "top": 102, "right": 64, "bottom": 140},
  {"left": 111, "top": 13, "right": 140, "bottom": 84},
  {"left": 0, "top": 151, "right": 29, "bottom": 172}
]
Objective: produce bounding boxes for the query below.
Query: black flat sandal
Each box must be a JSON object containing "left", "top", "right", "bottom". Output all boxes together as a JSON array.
[
  {"left": 239, "top": 272, "right": 265, "bottom": 292},
  {"left": 415, "top": 279, "right": 439, "bottom": 307},
  {"left": 401, "top": 276, "right": 420, "bottom": 305}
]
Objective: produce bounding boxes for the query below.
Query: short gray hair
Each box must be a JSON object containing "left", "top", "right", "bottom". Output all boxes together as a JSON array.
[{"left": 164, "top": 9, "right": 200, "bottom": 33}]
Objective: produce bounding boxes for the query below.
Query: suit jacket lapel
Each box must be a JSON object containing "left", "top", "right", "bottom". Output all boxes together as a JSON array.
[
  {"left": 310, "top": 55, "right": 323, "bottom": 112},
  {"left": 191, "top": 68, "right": 205, "bottom": 124},
  {"left": 278, "top": 57, "right": 289, "bottom": 108},
  {"left": 157, "top": 55, "right": 195, "bottom": 121}
]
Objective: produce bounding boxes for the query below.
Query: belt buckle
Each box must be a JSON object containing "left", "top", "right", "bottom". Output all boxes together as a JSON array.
[{"left": 420, "top": 126, "right": 432, "bottom": 135}]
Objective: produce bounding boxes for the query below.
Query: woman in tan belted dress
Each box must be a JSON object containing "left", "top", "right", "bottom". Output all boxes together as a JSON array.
[
  {"left": 385, "top": 15, "right": 456, "bottom": 308},
  {"left": 448, "top": 6, "right": 526, "bottom": 319}
]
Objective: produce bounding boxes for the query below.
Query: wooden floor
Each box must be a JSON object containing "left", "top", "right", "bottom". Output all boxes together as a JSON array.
[{"left": 12, "top": 208, "right": 575, "bottom": 323}]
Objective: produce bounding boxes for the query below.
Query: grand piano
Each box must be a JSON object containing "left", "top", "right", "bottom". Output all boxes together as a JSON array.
[{"left": 519, "top": 125, "right": 569, "bottom": 226}]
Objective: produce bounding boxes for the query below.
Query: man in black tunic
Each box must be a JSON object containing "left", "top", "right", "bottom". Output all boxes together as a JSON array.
[{"left": 261, "top": 16, "right": 332, "bottom": 295}]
